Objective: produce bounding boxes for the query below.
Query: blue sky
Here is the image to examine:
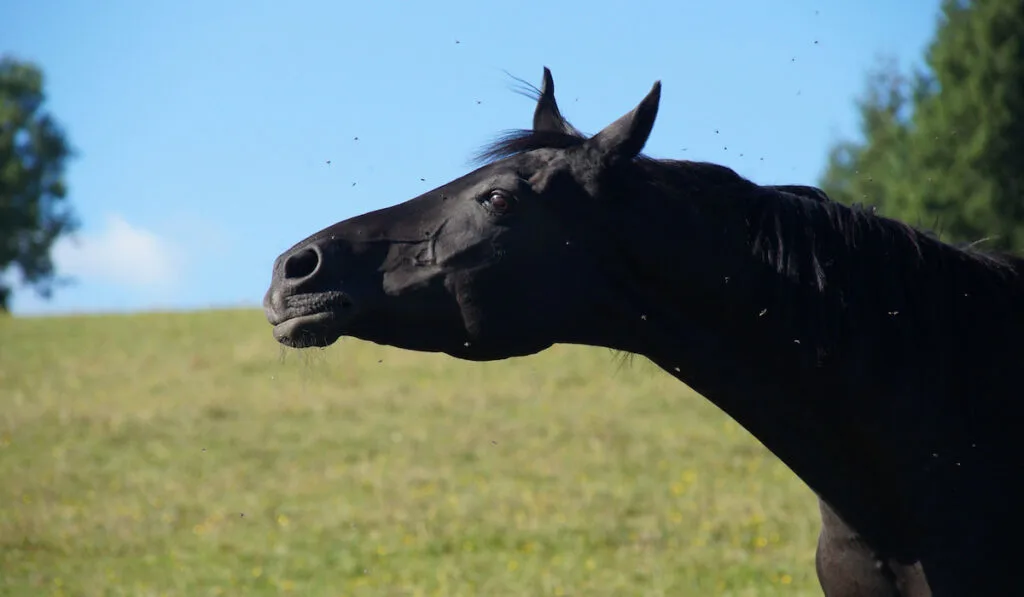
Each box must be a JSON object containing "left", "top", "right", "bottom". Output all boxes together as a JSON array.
[{"left": 3, "top": 0, "right": 941, "bottom": 316}]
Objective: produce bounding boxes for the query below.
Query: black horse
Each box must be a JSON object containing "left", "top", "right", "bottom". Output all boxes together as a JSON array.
[{"left": 263, "top": 68, "right": 1022, "bottom": 596}]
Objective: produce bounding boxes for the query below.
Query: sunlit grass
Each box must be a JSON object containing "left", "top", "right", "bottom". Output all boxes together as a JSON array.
[{"left": 0, "top": 309, "right": 821, "bottom": 596}]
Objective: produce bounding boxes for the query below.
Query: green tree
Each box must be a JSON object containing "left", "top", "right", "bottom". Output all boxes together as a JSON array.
[
  {"left": 0, "top": 56, "right": 77, "bottom": 312},
  {"left": 820, "top": 0, "right": 1024, "bottom": 250}
]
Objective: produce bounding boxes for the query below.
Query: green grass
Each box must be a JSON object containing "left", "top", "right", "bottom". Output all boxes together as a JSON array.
[{"left": 0, "top": 309, "right": 822, "bottom": 596}]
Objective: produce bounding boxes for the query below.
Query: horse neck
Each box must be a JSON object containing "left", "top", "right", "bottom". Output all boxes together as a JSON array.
[{"left": 601, "top": 179, "right": 929, "bottom": 552}]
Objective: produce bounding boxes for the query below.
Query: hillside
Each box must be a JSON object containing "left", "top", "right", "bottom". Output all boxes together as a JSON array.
[{"left": 0, "top": 309, "right": 820, "bottom": 596}]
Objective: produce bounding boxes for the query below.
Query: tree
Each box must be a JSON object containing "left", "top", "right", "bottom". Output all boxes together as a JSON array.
[
  {"left": 0, "top": 55, "right": 77, "bottom": 312},
  {"left": 820, "top": 0, "right": 1024, "bottom": 251}
]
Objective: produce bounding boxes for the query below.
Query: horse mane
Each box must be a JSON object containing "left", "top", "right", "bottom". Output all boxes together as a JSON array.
[
  {"left": 474, "top": 128, "right": 587, "bottom": 164},
  {"left": 475, "top": 126, "right": 1024, "bottom": 370},
  {"left": 476, "top": 125, "right": 1021, "bottom": 271}
]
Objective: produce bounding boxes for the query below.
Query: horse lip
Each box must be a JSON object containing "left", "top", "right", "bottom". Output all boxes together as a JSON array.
[
  {"left": 267, "top": 292, "right": 356, "bottom": 348},
  {"left": 262, "top": 288, "right": 356, "bottom": 342},
  {"left": 272, "top": 312, "right": 344, "bottom": 348}
]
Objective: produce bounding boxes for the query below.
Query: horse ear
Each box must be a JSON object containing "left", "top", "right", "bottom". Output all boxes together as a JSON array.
[
  {"left": 533, "top": 67, "right": 575, "bottom": 134},
  {"left": 587, "top": 80, "right": 662, "bottom": 163}
]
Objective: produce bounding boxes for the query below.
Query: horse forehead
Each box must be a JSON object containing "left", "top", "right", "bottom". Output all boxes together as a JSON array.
[{"left": 525, "top": 149, "right": 576, "bottom": 191}]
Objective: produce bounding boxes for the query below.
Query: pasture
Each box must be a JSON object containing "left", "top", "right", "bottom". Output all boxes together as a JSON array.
[{"left": 1, "top": 309, "right": 821, "bottom": 596}]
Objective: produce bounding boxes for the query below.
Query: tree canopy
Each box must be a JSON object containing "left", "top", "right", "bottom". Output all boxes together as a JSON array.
[
  {"left": 820, "top": 0, "right": 1024, "bottom": 252},
  {"left": 0, "top": 56, "right": 77, "bottom": 312}
]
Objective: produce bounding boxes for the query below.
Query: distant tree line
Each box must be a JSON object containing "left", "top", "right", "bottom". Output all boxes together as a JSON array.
[{"left": 820, "top": 0, "right": 1024, "bottom": 252}]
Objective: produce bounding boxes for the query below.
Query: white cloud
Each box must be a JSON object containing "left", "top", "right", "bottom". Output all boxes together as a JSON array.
[{"left": 53, "top": 214, "right": 184, "bottom": 290}]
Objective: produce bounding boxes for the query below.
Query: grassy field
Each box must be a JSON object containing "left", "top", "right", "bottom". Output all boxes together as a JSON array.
[{"left": 1, "top": 309, "right": 822, "bottom": 596}]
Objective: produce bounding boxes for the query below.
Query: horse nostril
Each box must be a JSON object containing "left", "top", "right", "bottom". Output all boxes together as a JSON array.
[{"left": 283, "top": 247, "right": 320, "bottom": 280}]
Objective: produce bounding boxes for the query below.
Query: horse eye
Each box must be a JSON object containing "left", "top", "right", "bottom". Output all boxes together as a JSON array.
[{"left": 486, "top": 190, "right": 511, "bottom": 213}]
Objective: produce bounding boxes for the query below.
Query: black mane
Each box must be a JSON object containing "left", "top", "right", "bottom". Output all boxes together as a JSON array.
[
  {"left": 476, "top": 125, "right": 1024, "bottom": 366},
  {"left": 474, "top": 128, "right": 587, "bottom": 164}
]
